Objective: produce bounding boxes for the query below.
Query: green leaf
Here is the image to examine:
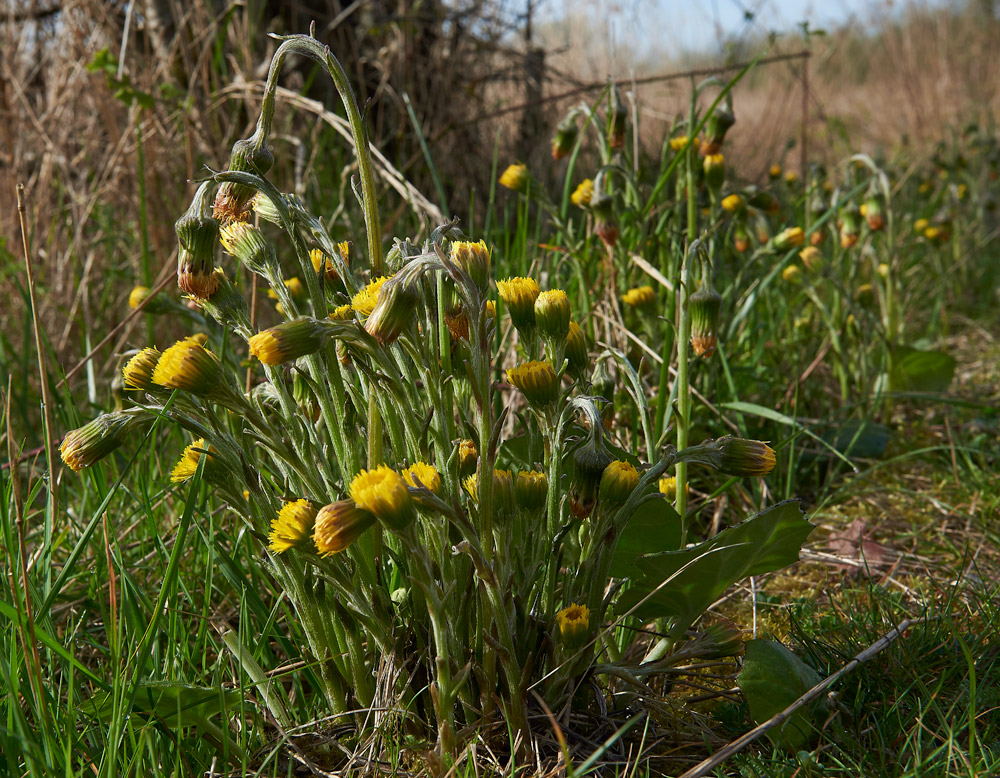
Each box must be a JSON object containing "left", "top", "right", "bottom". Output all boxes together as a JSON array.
[
  {"left": 610, "top": 495, "right": 682, "bottom": 578},
  {"left": 890, "top": 346, "right": 956, "bottom": 393},
  {"left": 737, "top": 639, "right": 828, "bottom": 749},
  {"left": 616, "top": 501, "right": 813, "bottom": 636},
  {"left": 80, "top": 681, "right": 242, "bottom": 729}
]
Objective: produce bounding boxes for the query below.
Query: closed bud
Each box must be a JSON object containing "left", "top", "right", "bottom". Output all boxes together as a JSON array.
[
  {"left": 565, "top": 321, "right": 589, "bottom": 376},
  {"left": 782, "top": 264, "right": 802, "bottom": 284},
  {"left": 350, "top": 465, "right": 415, "bottom": 531},
  {"left": 721, "top": 193, "right": 745, "bottom": 214},
  {"left": 555, "top": 603, "right": 590, "bottom": 648},
  {"left": 457, "top": 439, "right": 478, "bottom": 477},
  {"left": 364, "top": 275, "right": 421, "bottom": 345},
  {"left": 704, "top": 104, "right": 735, "bottom": 151},
  {"left": 769, "top": 164, "right": 782, "bottom": 180},
  {"left": 703, "top": 153, "right": 726, "bottom": 195},
  {"left": 497, "top": 276, "right": 540, "bottom": 333},
  {"left": 249, "top": 317, "right": 337, "bottom": 366},
  {"left": 689, "top": 284, "right": 723, "bottom": 358},
  {"left": 269, "top": 499, "right": 317, "bottom": 554},
  {"left": 608, "top": 83, "right": 627, "bottom": 149},
  {"left": 515, "top": 470, "right": 548, "bottom": 512},
  {"left": 551, "top": 111, "right": 579, "bottom": 160},
  {"left": 129, "top": 286, "right": 171, "bottom": 314},
  {"left": 219, "top": 221, "right": 277, "bottom": 276},
  {"left": 507, "top": 360, "right": 560, "bottom": 408},
  {"left": 122, "top": 348, "right": 161, "bottom": 391},
  {"left": 839, "top": 206, "right": 861, "bottom": 248},
  {"left": 863, "top": 196, "right": 885, "bottom": 231},
  {"left": 449, "top": 240, "right": 491, "bottom": 294},
  {"left": 714, "top": 437, "right": 777, "bottom": 477},
  {"left": 313, "top": 500, "right": 376, "bottom": 556},
  {"left": 199, "top": 269, "right": 250, "bottom": 331},
  {"left": 733, "top": 224, "right": 751, "bottom": 253},
  {"left": 591, "top": 194, "right": 619, "bottom": 249},
  {"left": 60, "top": 411, "right": 147, "bottom": 472},
  {"left": 799, "top": 246, "right": 824, "bottom": 272},
  {"left": 569, "top": 433, "right": 614, "bottom": 518},
  {"left": 598, "top": 460, "right": 639, "bottom": 509},
  {"left": 773, "top": 226, "right": 805, "bottom": 251},
  {"left": 534, "top": 289, "right": 571, "bottom": 341}
]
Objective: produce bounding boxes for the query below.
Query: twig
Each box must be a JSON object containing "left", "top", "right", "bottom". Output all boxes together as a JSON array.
[{"left": 678, "top": 617, "right": 917, "bottom": 778}]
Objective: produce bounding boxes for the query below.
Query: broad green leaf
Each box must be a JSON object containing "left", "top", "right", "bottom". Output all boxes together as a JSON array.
[
  {"left": 737, "top": 639, "right": 828, "bottom": 749},
  {"left": 609, "top": 495, "right": 682, "bottom": 578},
  {"left": 616, "top": 501, "right": 813, "bottom": 635},
  {"left": 890, "top": 346, "right": 956, "bottom": 393}
]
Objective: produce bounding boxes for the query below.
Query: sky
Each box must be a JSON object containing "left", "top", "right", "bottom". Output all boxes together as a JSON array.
[{"left": 540, "top": 0, "right": 946, "bottom": 64}]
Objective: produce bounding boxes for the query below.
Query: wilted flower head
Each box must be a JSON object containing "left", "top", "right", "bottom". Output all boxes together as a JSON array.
[{"left": 689, "top": 284, "right": 723, "bottom": 358}]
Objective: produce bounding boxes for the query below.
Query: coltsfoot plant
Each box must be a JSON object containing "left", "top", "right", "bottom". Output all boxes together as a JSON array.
[{"left": 63, "top": 30, "right": 813, "bottom": 766}]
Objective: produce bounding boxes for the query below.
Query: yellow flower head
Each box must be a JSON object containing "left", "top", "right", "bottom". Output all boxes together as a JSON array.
[
  {"left": 721, "top": 193, "right": 745, "bottom": 213},
  {"left": 769, "top": 164, "right": 782, "bottom": 179},
  {"left": 402, "top": 462, "right": 441, "bottom": 493},
  {"left": 658, "top": 475, "right": 677, "bottom": 500},
  {"left": 555, "top": 603, "right": 590, "bottom": 647},
  {"left": 269, "top": 499, "right": 317, "bottom": 554},
  {"left": 129, "top": 286, "right": 151, "bottom": 309},
  {"left": 784, "top": 170, "right": 799, "bottom": 185},
  {"left": 351, "top": 276, "right": 391, "bottom": 318},
  {"left": 313, "top": 500, "right": 375, "bottom": 556},
  {"left": 349, "top": 465, "right": 414, "bottom": 530},
  {"left": 170, "top": 438, "right": 216, "bottom": 482},
  {"left": 798, "top": 246, "right": 824, "bottom": 272},
  {"left": 716, "top": 437, "right": 777, "bottom": 477},
  {"left": 774, "top": 226, "right": 806, "bottom": 251},
  {"left": 485, "top": 300, "right": 496, "bottom": 320},
  {"left": 249, "top": 317, "right": 332, "bottom": 366},
  {"left": 515, "top": 469, "right": 548, "bottom": 511},
  {"left": 507, "top": 360, "right": 560, "bottom": 407},
  {"left": 496, "top": 277, "right": 541, "bottom": 331},
  {"left": 310, "top": 249, "right": 340, "bottom": 283},
  {"left": 565, "top": 320, "right": 588, "bottom": 375},
  {"left": 463, "top": 469, "right": 513, "bottom": 507},
  {"left": 329, "top": 304, "right": 354, "bottom": 321},
  {"left": 338, "top": 241, "right": 350, "bottom": 262},
  {"left": 122, "top": 348, "right": 161, "bottom": 391},
  {"left": 449, "top": 240, "right": 491, "bottom": 292},
  {"left": 622, "top": 285, "right": 656, "bottom": 309},
  {"left": 457, "top": 439, "right": 478, "bottom": 475},
  {"left": 598, "top": 460, "right": 639, "bottom": 508},
  {"left": 571, "top": 179, "right": 594, "bottom": 208},
  {"left": 152, "top": 339, "right": 223, "bottom": 396},
  {"left": 782, "top": 264, "right": 802, "bottom": 283},
  {"left": 914, "top": 218, "right": 930, "bottom": 234},
  {"left": 669, "top": 135, "right": 699, "bottom": 152},
  {"left": 534, "top": 289, "right": 571, "bottom": 340},
  {"left": 499, "top": 163, "right": 529, "bottom": 192}
]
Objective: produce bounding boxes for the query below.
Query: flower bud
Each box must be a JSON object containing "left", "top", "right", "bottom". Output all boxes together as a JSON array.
[
  {"left": 622, "top": 285, "right": 656, "bottom": 309},
  {"left": 598, "top": 460, "right": 639, "bottom": 509},
  {"left": 769, "top": 164, "right": 782, "bottom": 180},
  {"left": 565, "top": 321, "right": 589, "bottom": 376},
  {"left": 571, "top": 179, "right": 594, "bottom": 208},
  {"left": 449, "top": 240, "right": 491, "bottom": 294},
  {"left": 863, "top": 196, "right": 885, "bottom": 231},
  {"left": 213, "top": 135, "right": 274, "bottom": 223},
  {"left": 608, "top": 83, "right": 627, "bottom": 149},
  {"left": 551, "top": 111, "right": 579, "bottom": 160},
  {"left": 514, "top": 470, "right": 548, "bottom": 512},
  {"left": 703, "top": 153, "right": 726, "bottom": 196},
  {"left": 782, "top": 264, "right": 802, "bottom": 284},
  {"left": 773, "top": 226, "right": 805, "bottom": 251},
  {"left": 714, "top": 437, "right": 776, "bottom": 477},
  {"left": 249, "top": 317, "right": 336, "bottom": 366},
  {"left": 569, "top": 433, "right": 613, "bottom": 519},
  {"left": 199, "top": 269, "right": 250, "bottom": 331},
  {"left": 703, "top": 104, "right": 735, "bottom": 153},
  {"left": 152, "top": 339, "right": 224, "bottom": 397},
  {"left": 507, "top": 360, "right": 560, "bottom": 408},
  {"left": 219, "top": 221, "right": 277, "bottom": 276},
  {"left": 534, "top": 289, "right": 571, "bottom": 341},
  {"left": 457, "top": 439, "right": 478, "bottom": 477},
  {"left": 733, "top": 224, "right": 750, "bottom": 253},
  {"left": 313, "top": 500, "right": 376, "bottom": 556},
  {"left": 349, "top": 465, "right": 415, "bottom": 531},
  {"left": 311, "top": 248, "right": 342, "bottom": 285},
  {"left": 798, "top": 246, "right": 824, "bottom": 272},
  {"left": 497, "top": 277, "right": 540, "bottom": 333},
  {"left": 669, "top": 135, "right": 700, "bottom": 153},
  {"left": 60, "top": 411, "right": 146, "bottom": 472},
  {"left": 689, "top": 284, "right": 723, "bottom": 358},
  {"left": 129, "top": 286, "right": 171, "bottom": 314},
  {"left": 839, "top": 206, "right": 861, "bottom": 248},
  {"left": 269, "top": 499, "right": 317, "bottom": 554},
  {"left": 122, "top": 348, "right": 161, "bottom": 391},
  {"left": 591, "top": 193, "right": 618, "bottom": 249},
  {"left": 555, "top": 603, "right": 590, "bottom": 648},
  {"left": 499, "top": 163, "right": 530, "bottom": 193},
  {"left": 364, "top": 275, "right": 421, "bottom": 345}
]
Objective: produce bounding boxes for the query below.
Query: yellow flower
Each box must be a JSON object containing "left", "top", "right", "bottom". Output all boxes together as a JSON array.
[
  {"left": 877, "top": 263, "right": 889, "bottom": 279},
  {"left": 769, "top": 164, "right": 782, "bottom": 179},
  {"left": 774, "top": 227, "right": 806, "bottom": 250},
  {"left": 122, "top": 348, "right": 161, "bottom": 391},
  {"left": 338, "top": 241, "right": 350, "bottom": 262},
  {"left": 598, "top": 460, "right": 639, "bottom": 508},
  {"left": 499, "top": 163, "right": 529, "bottom": 192},
  {"left": 349, "top": 465, "right": 414, "bottom": 530},
  {"left": 534, "top": 289, "right": 571, "bottom": 340},
  {"left": 784, "top": 170, "right": 799, "bottom": 185},
  {"left": 269, "top": 499, "right": 317, "bottom": 554},
  {"left": 449, "top": 240, "right": 491, "bottom": 292},
  {"left": 129, "top": 286, "right": 167, "bottom": 311},
  {"left": 457, "top": 439, "right": 478, "bottom": 476},
  {"left": 402, "top": 462, "right": 441, "bottom": 493},
  {"left": 310, "top": 249, "right": 339, "bottom": 282},
  {"left": 364, "top": 276, "right": 421, "bottom": 345},
  {"left": 914, "top": 218, "right": 930, "bottom": 233},
  {"left": 715, "top": 437, "right": 777, "bottom": 477},
  {"left": 514, "top": 470, "right": 548, "bottom": 511},
  {"left": 249, "top": 318, "right": 333, "bottom": 366},
  {"left": 555, "top": 603, "right": 590, "bottom": 648},
  {"left": 313, "top": 500, "right": 375, "bottom": 556},
  {"left": 330, "top": 304, "right": 354, "bottom": 321},
  {"left": 170, "top": 438, "right": 215, "bottom": 482},
  {"left": 152, "top": 339, "right": 223, "bottom": 396},
  {"left": 507, "top": 360, "right": 560, "bottom": 407},
  {"left": 798, "top": 246, "right": 824, "bottom": 272},
  {"left": 485, "top": 300, "right": 496, "bottom": 320},
  {"left": 721, "top": 194, "right": 745, "bottom": 213},
  {"left": 60, "top": 412, "right": 138, "bottom": 472},
  {"left": 351, "top": 276, "right": 391, "bottom": 318},
  {"left": 669, "top": 135, "right": 699, "bottom": 152},
  {"left": 782, "top": 265, "right": 802, "bottom": 283},
  {"left": 571, "top": 179, "right": 594, "bottom": 208},
  {"left": 622, "top": 285, "right": 655, "bottom": 308},
  {"left": 658, "top": 475, "right": 677, "bottom": 500},
  {"left": 565, "top": 320, "right": 588, "bottom": 375},
  {"left": 496, "top": 277, "right": 540, "bottom": 331}
]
